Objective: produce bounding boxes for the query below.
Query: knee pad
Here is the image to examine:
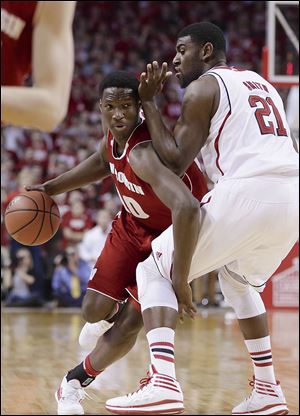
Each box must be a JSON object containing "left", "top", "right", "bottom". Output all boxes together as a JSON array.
[
  {"left": 218, "top": 267, "right": 266, "bottom": 319},
  {"left": 136, "top": 255, "right": 178, "bottom": 313}
]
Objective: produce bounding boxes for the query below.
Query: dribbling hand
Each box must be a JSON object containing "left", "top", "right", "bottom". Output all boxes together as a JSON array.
[
  {"left": 24, "top": 184, "right": 47, "bottom": 193},
  {"left": 139, "top": 61, "right": 173, "bottom": 102}
]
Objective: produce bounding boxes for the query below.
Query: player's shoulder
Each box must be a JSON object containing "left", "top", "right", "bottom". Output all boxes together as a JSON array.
[
  {"left": 133, "top": 118, "right": 149, "bottom": 134},
  {"left": 130, "top": 119, "right": 152, "bottom": 143},
  {"left": 183, "top": 75, "right": 218, "bottom": 108}
]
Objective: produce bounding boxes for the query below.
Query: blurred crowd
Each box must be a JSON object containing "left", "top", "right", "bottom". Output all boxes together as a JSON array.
[{"left": 1, "top": 1, "right": 297, "bottom": 308}]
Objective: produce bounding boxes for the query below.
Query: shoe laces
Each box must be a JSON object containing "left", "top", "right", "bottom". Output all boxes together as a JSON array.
[
  {"left": 139, "top": 371, "right": 152, "bottom": 390},
  {"left": 63, "top": 383, "right": 93, "bottom": 403},
  {"left": 126, "top": 371, "right": 153, "bottom": 398}
]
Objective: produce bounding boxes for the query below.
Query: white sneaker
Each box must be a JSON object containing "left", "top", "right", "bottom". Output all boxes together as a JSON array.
[
  {"left": 78, "top": 320, "right": 114, "bottom": 350},
  {"left": 55, "top": 376, "right": 88, "bottom": 415},
  {"left": 232, "top": 377, "right": 289, "bottom": 415},
  {"left": 105, "top": 365, "right": 184, "bottom": 415}
]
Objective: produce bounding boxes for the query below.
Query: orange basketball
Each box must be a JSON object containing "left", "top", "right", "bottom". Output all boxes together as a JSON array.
[{"left": 4, "top": 191, "right": 61, "bottom": 246}]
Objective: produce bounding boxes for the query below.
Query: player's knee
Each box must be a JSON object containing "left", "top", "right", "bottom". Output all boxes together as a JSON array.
[
  {"left": 136, "top": 256, "right": 178, "bottom": 312},
  {"left": 218, "top": 268, "right": 266, "bottom": 319},
  {"left": 81, "top": 292, "right": 116, "bottom": 323}
]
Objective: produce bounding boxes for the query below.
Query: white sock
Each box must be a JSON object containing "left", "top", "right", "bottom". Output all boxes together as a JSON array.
[
  {"left": 146, "top": 327, "right": 176, "bottom": 379},
  {"left": 244, "top": 335, "right": 276, "bottom": 384}
]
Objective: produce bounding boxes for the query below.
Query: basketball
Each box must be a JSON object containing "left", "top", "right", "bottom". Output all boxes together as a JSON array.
[{"left": 4, "top": 191, "right": 61, "bottom": 246}]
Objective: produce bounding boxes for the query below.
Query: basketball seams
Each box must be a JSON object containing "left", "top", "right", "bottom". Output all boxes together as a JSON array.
[
  {"left": 10, "top": 211, "right": 40, "bottom": 237},
  {"left": 5, "top": 209, "right": 60, "bottom": 218},
  {"left": 31, "top": 192, "right": 47, "bottom": 245},
  {"left": 49, "top": 203, "right": 55, "bottom": 235}
]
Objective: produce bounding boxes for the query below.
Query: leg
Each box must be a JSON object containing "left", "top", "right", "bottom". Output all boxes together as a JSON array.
[
  {"left": 237, "top": 313, "right": 269, "bottom": 339},
  {"left": 89, "top": 299, "right": 143, "bottom": 370},
  {"left": 81, "top": 289, "right": 118, "bottom": 323},
  {"left": 79, "top": 222, "right": 146, "bottom": 349},
  {"left": 218, "top": 267, "right": 289, "bottom": 415},
  {"left": 105, "top": 255, "right": 184, "bottom": 415},
  {"left": 78, "top": 290, "right": 120, "bottom": 350},
  {"left": 56, "top": 300, "right": 143, "bottom": 415}
]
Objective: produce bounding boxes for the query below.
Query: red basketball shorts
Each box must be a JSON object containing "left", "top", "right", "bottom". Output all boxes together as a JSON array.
[{"left": 87, "top": 215, "right": 160, "bottom": 308}]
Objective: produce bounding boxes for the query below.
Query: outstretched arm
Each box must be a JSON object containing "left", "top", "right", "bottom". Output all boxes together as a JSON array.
[
  {"left": 129, "top": 142, "right": 199, "bottom": 318},
  {"left": 139, "top": 63, "right": 219, "bottom": 175},
  {"left": 1, "top": 1, "right": 76, "bottom": 131},
  {"left": 26, "top": 138, "right": 111, "bottom": 195}
]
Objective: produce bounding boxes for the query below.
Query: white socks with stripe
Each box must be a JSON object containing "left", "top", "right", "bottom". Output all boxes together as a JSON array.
[
  {"left": 146, "top": 327, "right": 176, "bottom": 379},
  {"left": 244, "top": 335, "right": 276, "bottom": 384}
]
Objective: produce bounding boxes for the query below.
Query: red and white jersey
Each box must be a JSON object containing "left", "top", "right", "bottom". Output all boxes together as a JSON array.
[
  {"left": 200, "top": 67, "right": 298, "bottom": 184},
  {"left": 106, "top": 120, "right": 208, "bottom": 232},
  {"left": 1, "top": 1, "right": 37, "bottom": 86}
]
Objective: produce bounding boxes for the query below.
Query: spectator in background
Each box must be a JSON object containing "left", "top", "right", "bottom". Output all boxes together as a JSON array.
[
  {"left": 61, "top": 199, "right": 93, "bottom": 248},
  {"left": 1, "top": 246, "right": 12, "bottom": 301},
  {"left": 162, "top": 87, "right": 182, "bottom": 129},
  {"left": 5, "top": 248, "right": 44, "bottom": 307},
  {"left": 5, "top": 167, "right": 36, "bottom": 206},
  {"left": 4, "top": 168, "right": 47, "bottom": 291},
  {"left": 79, "top": 209, "right": 112, "bottom": 268},
  {"left": 52, "top": 246, "right": 91, "bottom": 307},
  {"left": 102, "top": 195, "right": 121, "bottom": 217},
  {"left": 68, "top": 189, "right": 85, "bottom": 205},
  {"left": 53, "top": 192, "right": 70, "bottom": 218}
]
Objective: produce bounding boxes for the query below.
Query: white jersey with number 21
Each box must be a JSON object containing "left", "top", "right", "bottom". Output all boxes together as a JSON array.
[{"left": 200, "top": 67, "right": 298, "bottom": 184}]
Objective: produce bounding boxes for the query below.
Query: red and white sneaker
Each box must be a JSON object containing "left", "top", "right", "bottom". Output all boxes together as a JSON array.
[
  {"left": 55, "top": 376, "right": 89, "bottom": 415},
  {"left": 232, "top": 377, "right": 289, "bottom": 415},
  {"left": 105, "top": 365, "right": 184, "bottom": 415},
  {"left": 78, "top": 321, "right": 114, "bottom": 350}
]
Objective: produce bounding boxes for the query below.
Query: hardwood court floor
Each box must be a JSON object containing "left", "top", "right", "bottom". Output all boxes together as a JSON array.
[{"left": 1, "top": 307, "right": 299, "bottom": 415}]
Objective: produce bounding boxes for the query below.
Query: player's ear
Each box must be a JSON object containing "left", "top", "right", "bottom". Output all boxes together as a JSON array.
[
  {"left": 98, "top": 100, "right": 102, "bottom": 113},
  {"left": 202, "top": 42, "right": 213, "bottom": 62}
]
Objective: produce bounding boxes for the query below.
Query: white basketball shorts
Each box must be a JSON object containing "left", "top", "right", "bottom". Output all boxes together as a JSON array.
[{"left": 151, "top": 177, "right": 299, "bottom": 291}]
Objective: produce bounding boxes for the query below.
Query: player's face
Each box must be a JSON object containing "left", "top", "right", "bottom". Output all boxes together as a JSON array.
[
  {"left": 100, "top": 88, "right": 140, "bottom": 140},
  {"left": 173, "top": 36, "right": 205, "bottom": 88}
]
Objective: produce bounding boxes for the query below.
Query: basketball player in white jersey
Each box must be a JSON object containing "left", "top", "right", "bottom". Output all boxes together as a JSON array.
[{"left": 106, "top": 22, "right": 299, "bottom": 415}]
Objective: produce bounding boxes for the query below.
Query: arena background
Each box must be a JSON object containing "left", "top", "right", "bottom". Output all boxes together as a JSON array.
[{"left": 1, "top": 1, "right": 299, "bottom": 415}]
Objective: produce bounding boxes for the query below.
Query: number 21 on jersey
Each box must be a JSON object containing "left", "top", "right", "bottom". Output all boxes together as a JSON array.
[{"left": 249, "top": 95, "right": 288, "bottom": 137}]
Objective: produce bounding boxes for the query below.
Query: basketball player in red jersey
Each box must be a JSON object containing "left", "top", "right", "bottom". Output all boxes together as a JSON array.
[
  {"left": 1, "top": 1, "right": 76, "bottom": 131},
  {"left": 26, "top": 71, "right": 208, "bottom": 415}
]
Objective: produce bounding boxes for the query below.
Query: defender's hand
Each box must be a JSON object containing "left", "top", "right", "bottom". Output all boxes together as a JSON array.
[
  {"left": 172, "top": 279, "right": 197, "bottom": 323},
  {"left": 139, "top": 61, "right": 172, "bottom": 102}
]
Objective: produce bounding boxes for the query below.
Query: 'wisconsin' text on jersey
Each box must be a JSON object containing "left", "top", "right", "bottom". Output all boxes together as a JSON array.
[{"left": 109, "top": 162, "right": 145, "bottom": 195}]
